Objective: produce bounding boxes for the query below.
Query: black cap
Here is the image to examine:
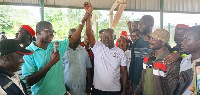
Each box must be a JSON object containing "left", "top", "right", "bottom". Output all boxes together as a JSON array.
[
  {"left": 1, "top": 31, "right": 5, "bottom": 34},
  {"left": 0, "top": 39, "right": 34, "bottom": 56},
  {"left": 99, "top": 29, "right": 105, "bottom": 33}
]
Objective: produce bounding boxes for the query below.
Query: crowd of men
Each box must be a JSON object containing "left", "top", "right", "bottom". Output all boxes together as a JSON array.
[{"left": 0, "top": 2, "right": 200, "bottom": 95}]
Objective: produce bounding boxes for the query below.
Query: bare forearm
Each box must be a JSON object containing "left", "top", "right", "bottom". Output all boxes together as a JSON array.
[
  {"left": 121, "top": 66, "right": 128, "bottom": 93},
  {"left": 128, "top": 27, "right": 132, "bottom": 36},
  {"left": 25, "top": 62, "right": 53, "bottom": 86},
  {"left": 129, "top": 80, "right": 133, "bottom": 87},
  {"left": 87, "top": 68, "right": 92, "bottom": 86},
  {"left": 86, "top": 13, "right": 95, "bottom": 47},
  {"left": 69, "top": 24, "right": 84, "bottom": 44}
]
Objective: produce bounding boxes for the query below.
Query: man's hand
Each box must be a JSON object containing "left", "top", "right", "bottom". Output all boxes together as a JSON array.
[
  {"left": 84, "top": 2, "right": 93, "bottom": 14},
  {"left": 85, "top": 85, "right": 91, "bottom": 95},
  {"left": 65, "top": 85, "right": 70, "bottom": 91},
  {"left": 121, "top": 91, "right": 127, "bottom": 95},
  {"left": 129, "top": 84, "right": 134, "bottom": 95},
  {"left": 127, "top": 21, "right": 132, "bottom": 29},
  {"left": 163, "top": 52, "right": 181, "bottom": 64},
  {"left": 81, "top": 12, "right": 91, "bottom": 25},
  {"left": 50, "top": 50, "right": 60, "bottom": 66}
]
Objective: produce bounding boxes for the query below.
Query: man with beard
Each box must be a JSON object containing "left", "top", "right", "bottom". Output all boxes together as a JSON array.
[
  {"left": 21, "top": 4, "right": 91, "bottom": 94},
  {"left": 175, "top": 26, "right": 200, "bottom": 95},
  {"left": 134, "top": 29, "right": 180, "bottom": 95},
  {"left": 14, "top": 25, "right": 36, "bottom": 94},
  {"left": 0, "top": 39, "right": 34, "bottom": 95},
  {"left": 63, "top": 28, "right": 92, "bottom": 95},
  {"left": 15, "top": 25, "right": 36, "bottom": 48},
  {"left": 129, "top": 15, "right": 154, "bottom": 94},
  {"left": 163, "top": 24, "right": 190, "bottom": 64}
]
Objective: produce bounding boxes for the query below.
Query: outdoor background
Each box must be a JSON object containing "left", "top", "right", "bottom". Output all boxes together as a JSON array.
[{"left": 0, "top": 5, "right": 200, "bottom": 47}]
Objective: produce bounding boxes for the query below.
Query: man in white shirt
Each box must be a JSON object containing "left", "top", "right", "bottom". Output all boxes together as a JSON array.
[{"left": 87, "top": 27, "right": 128, "bottom": 95}]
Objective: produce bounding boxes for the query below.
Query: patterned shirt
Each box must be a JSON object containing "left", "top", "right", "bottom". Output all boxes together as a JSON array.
[
  {"left": 129, "top": 37, "right": 151, "bottom": 85},
  {"left": 63, "top": 46, "right": 92, "bottom": 95}
]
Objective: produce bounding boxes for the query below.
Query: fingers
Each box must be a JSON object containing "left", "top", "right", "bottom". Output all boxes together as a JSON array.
[
  {"left": 83, "top": 2, "right": 88, "bottom": 7},
  {"left": 83, "top": 2, "right": 91, "bottom": 8}
]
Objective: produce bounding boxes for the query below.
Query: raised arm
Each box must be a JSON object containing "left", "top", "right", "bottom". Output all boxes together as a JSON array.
[
  {"left": 85, "top": 2, "right": 95, "bottom": 48},
  {"left": 69, "top": 12, "right": 89, "bottom": 44},
  {"left": 127, "top": 21, "right": 133, "bottom": 40}
]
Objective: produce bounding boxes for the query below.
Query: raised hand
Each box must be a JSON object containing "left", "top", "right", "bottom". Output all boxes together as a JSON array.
[
  {"left": 84, "top": 2, "right": 93, "bottom": 14},
  {"left": 127, "top": 21, "right": 132, "bottom": 28},
  {"left": 129, "top": 84, "right": 134, "bottom": 95},
  {"left": 163, "top": 52, "right": 181, "bottom": 64},
  {"left": 81, "top": 12, "right": 91, "bottom": 25}
]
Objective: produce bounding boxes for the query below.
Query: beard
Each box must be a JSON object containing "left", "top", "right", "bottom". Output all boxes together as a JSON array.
[
  {"left": 140, "top": 27, "right": 151, "bottom": 35},
  {"left": 17, "top": 37, "right": 26, "bottom": 44}
]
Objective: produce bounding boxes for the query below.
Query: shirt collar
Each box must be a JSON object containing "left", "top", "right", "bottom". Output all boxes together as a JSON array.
[
  {"left": 0, "top": 67, "right": 13, "bottom": 77},
  {"left": 154, "top": 48, "right": 170, "bottom": 60},
  {"left": 67, "top": 46, "right": 82, "bottom": 51},
  {"left": 28, "top": 42, "right": 53, "bottom": 51},
  {"left": 28, "top": 42, "right": 40, "bottom": 51}
]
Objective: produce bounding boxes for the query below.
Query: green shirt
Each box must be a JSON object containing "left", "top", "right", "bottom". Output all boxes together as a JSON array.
[
  {"left": 22, "top": 39, "right": 69, "bottom": 95},
  {"left": 143, "top": 67, "right": 154, "bottom": 95}
]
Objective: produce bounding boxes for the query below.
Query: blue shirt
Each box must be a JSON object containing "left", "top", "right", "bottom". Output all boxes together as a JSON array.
[
  {"left": 22, "top": 39, "right": 69, "bottom": 95},
  {"left": 63, "top": 46, "right": 92, "bottom": 95}
]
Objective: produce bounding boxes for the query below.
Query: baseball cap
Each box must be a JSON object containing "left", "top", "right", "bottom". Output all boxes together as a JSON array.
[
  {"left": 120, "top": 31, "right": 128, "bottom": 38},
  {"left": 176, "top": 24, "right": 190, "bottom": 30},
  {"left": 0, "top": 39, "right": 34, "bottom": 56},
  {"left": 99, "top": 29, "right": 105, "bottom": 33},
  {"left": 21, "top": 25, "right": 36, "bottom": 37}
]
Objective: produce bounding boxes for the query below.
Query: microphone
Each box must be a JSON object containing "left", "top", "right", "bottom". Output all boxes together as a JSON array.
[{"left": 54, "top": 42, "right": 59, "bottom": 52}]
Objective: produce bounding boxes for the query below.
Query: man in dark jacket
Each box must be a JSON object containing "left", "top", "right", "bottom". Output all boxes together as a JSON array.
[
  {"left": 134, "top": 29, "right": 180, "bottom": 95},
  {"left": 0, "top": 39, "right": 33, "bottom": 95},
  {"left": 129, "top": 15, "right": 154, "bottom": 94}
]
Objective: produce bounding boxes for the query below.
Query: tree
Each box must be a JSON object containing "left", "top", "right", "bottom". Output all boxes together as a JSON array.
[{"left": 0, "top": 5, "right": 37, "bottom": 38}]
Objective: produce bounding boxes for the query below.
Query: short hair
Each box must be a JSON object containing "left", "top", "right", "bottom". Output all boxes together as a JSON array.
[
  {"left": 69, "top": 28, "right": 76, "bottom": 33},
  {"left": 104, "top": 28, "right": 115, "bottom": 39},
  {"left": 141, "top": 15, "right": 154, "bottom": 27},
  {"left": 133, "top": 21, "right": 139, "bottom": 24},
  {"left": 36, "top": 21, "right": 52, "bottom": 33},
  {"left": 132, "top": 29, "right": 140, "bottom": 33},
  {"left": 68, "top": 28, "right": 76, "bottom": 37},
  {"left": 1, "top": 31, "right": 5, "bottom": 34},
  {"left": 104, "top": 28, "right": 114, "bottom": 33},
  {"left": 188, "top": 25, "right": 200, "bottom": 39}
]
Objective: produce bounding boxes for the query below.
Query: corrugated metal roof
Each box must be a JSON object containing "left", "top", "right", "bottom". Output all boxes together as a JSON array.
[{"left": 0, "top": 0, "right": 200, "bottom": 13}]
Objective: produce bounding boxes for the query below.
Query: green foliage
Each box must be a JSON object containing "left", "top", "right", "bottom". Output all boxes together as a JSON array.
[
  {"left": 0, "top": 5, "right": 38, "bottom": 38},
  {"left": 0, "top": 6, "right": 14, "bottom": 30},
  {"left": 45, "top": 8, "right": 85, "bottom": 40}
]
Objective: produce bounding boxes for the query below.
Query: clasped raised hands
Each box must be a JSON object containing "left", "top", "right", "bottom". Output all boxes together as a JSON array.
[{"left": 84, "top": 2, "right": 93, "bottom": 14}]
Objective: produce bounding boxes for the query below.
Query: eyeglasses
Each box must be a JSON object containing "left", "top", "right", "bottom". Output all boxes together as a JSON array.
[{"left": 42, "top": 29, "right": 55, "bottom": 34}]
